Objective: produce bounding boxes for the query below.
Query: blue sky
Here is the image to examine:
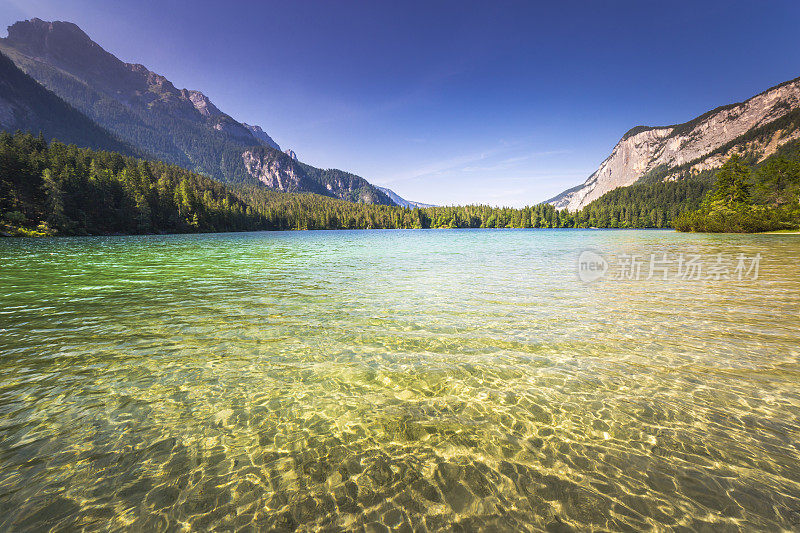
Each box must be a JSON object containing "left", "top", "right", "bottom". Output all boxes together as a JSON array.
[{"left": 3, "top": 1, "right": 800, "bottom": 206}]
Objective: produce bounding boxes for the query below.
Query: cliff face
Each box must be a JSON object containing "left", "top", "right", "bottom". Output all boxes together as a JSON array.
[
  {"left": 549, "top": 76, "right": 800, "bottom": 211},
  {"left": 242, "top": 149, "right": 315, "bottom": 193},
  {"left": 240, "top": 149, "right": 395, "bottom": 205}
]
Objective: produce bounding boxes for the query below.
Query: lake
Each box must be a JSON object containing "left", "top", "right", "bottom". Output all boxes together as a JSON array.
[{"left": 1, "top": 229, "right": 799, "bottom": 531}]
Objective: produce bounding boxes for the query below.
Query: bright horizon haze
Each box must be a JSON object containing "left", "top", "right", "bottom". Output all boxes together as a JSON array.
[{"left": 2, "top": 0, "right": 799, "bottom": 207}]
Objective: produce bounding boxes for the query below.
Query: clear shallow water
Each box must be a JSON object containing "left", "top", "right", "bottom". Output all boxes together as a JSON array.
[{"left": 0, "top": 229, "right": 799, "bottom": 532}]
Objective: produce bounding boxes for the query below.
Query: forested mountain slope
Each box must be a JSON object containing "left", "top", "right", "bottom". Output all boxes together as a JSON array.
[
  {"left": 0, "top": 50, "right": 134, "bottom": 155},
  {"left": 0, "top": 18, "right": 394, "bottom": 205}
]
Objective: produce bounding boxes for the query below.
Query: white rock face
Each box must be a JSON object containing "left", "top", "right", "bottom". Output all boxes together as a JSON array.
[
  {"left": 182, "top": 89, "right": 222, "bottom": 117},
  {"left": 550, "top": 77, "right": 800, "bottom": 211},
  {"left": 242, "top": 150, "right": 301, "bottom": 190}
]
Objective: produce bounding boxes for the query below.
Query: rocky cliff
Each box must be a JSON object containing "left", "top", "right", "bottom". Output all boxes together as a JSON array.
[
  {"left": 549, "top": 76, "right": 800, "bottom": 211},
  {"left": 240, "top": 148, "right": 395, "bottom": 204},
  {"left": 242, "top": 149, "right": 316, "bottom": 193}
]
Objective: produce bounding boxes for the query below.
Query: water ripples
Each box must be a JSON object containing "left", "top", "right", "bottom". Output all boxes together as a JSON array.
[{"left": 0, "top": 230, "right": 799, "bottom": 531}]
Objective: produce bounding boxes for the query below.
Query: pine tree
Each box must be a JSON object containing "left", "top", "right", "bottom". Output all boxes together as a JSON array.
[
  {"left": 708, "top": 155, "right": 751, "bottom": 208},
  {"left": 41, "top": 168, "right": 65, "bottom": 229}
]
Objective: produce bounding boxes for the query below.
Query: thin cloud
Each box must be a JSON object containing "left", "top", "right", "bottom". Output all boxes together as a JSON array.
[
  {"left": 378, "top": 146, "right": 508, "bottom": 185},
  {"left": 461, "top": 149, "right": 572, "bottom": 172},
  {"left": 378, "top": 142, "right": 575, "bottom": 185}
]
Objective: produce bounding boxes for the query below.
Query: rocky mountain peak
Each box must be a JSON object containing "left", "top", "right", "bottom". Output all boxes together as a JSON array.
[
  {"left": 4, "top": 18, "right": 116, "bottom": 73},
  {"left": 242, "top": 123, "right": 281, "bottom": 151},
  {"left": 127, "top": 63, "right": 180, "bottom": 93},
  {"left": 6, "top": 18, "right": 90, "bottom": 48},
  {"left": 180, "top": 89, "right": 222, "bottom": 117},
  {"left": 1, "top": 19, "right": 249, "bottom": 130},
  {"left": 284, "top": 149, "right": 298, "bottom": 160}
]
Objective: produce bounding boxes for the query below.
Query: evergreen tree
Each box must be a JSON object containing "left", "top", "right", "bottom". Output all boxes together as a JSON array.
[{"left": 707, "top": 155, "right": 751, "bottom": 208}]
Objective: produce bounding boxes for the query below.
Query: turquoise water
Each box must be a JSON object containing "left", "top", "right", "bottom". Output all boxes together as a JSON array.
[{"left": 0, "top": 229, "right": 799, "bottom": 531}]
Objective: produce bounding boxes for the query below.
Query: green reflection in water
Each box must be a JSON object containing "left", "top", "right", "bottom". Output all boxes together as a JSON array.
[{"left": 1, "top": 229, "right": 799, "bottom": 531}]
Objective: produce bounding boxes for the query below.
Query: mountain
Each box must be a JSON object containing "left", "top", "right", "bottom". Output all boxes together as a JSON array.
[
  {"left": 376, "top": 186, "right": 435, "bottom": 208},
  {"left": 549, "top": 76, "right": 800, "bottom": 211},
  {"left": 238, "top": 149, "right": 392, "bottom": 203},
  {"left": 0, "top": 50, "right": 134, "bottom": 154},
  {"left": 0, "top": 18, "right": 257, "bottom": 169},
  {"left": 0, "top": 18, "right": 393, "bottom": 205},
  {"left": 284, "top": 149, "right": 297, "bottom": 160},
  {"left": 243, "top": 123, "right": 280, "bottom": 151},
  {"left": 296, "top": 162, "right": 394, "bottom": 204}
]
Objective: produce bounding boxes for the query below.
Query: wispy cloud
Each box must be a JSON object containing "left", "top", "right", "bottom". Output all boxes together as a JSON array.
[
  {"left": 377, "top": 143, "right": 576, "bottom": 186},
  {"left": 378, "top": 145, "right": 510, "bottom": 184},
  {"left": 461, "top": 149, "right": 571, "bottom": 172}
]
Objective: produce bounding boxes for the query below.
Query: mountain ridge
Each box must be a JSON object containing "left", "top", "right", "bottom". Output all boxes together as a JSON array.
[
  {"left": 376, "top": 186, "right": 435, "bottom": 208},
  {"left": 0, "top": 18, "right": 396, "bottom": 206},
  {"left": 549, "top": 74, "right": 800, "bottom": 210},
  {"left": 0, "top": 49, "right": 136, "bottom": 155},
  {"left": 243, "top": 123, "right": 281, "bottom": 151}
]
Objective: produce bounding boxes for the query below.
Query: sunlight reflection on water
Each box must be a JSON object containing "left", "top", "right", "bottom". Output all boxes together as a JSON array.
[{"left": 0, "top": 229, "right": 799, "bottom": 531}]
